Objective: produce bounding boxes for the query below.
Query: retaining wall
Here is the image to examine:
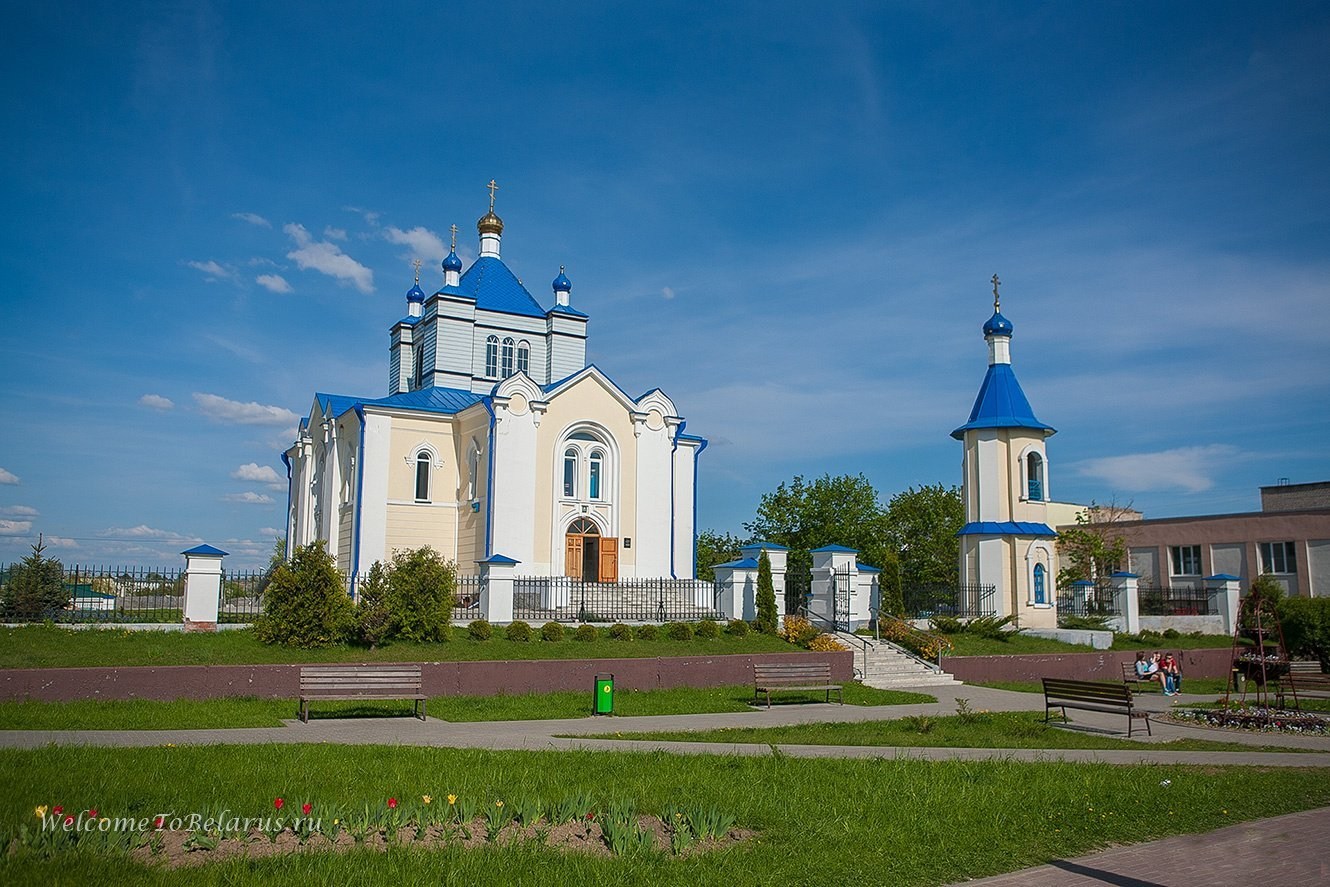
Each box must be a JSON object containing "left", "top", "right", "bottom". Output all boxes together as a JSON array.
[
  {"left": 0, "top": 651, "right": 853, "bottom": 703},
  {"left": 943, "top": 647, "right": 1233, "bottom": 683}
]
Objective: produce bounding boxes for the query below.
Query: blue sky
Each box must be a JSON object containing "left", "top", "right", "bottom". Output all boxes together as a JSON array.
[{"left": 2, "top": 2, "right": 1328, "bottom": 569}]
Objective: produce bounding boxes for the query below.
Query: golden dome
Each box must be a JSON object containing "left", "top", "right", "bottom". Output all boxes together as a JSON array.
[{"left": 477, "top": 210, "right": 504, "bottom": 235}]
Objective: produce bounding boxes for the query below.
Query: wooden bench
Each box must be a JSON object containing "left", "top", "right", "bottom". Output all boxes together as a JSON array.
[
  {"left": 753, "top": 661, "right": 843, "bottom": 708},
  {"left": 1276, "top": 661, "right": 1330, "bottom": 709},
  {"left": 298, "top": 664, "right": 426, "bottom": 723},
  {"left": 1121, "top": 661, "right": 1163, "bottom": 691},
  {"left": 1043, "top": 677, "right": 1151, "bottom": 737}
]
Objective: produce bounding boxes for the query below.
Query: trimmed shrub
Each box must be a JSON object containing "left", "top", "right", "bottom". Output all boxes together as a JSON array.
[
  {"left": 574, "top": 623, "right": 599, "bottom": 642},
  {"left": 607, "top": 623, "right": 633, "bottom": 641},
  {"left": 635, "top": 624, "right": 659, "bottom": 641},
  {"left": 809, "top": 633, "right": 848, "bottom": 652},
  {"left": 725, "top": 618, "right": 750, "bottom": 637},
  {"left": 695, "top": 619, "right": 721, "bottom": 639},
  {"left": 779, "top": 614, "right": 819, "bottom": 646},
  {"left": 541, "top": 621, "right": 565, "bottom": 642},
  {"left": 1281, "top": 597, "right": 1330, "bottom": 667},
  {"left": 755, "top": 550, "right": 778, "bottom": 635},
  {"left": 354, "top": 560, "right": 394, "bottom": 649},
  {"left": 467, "top": 619, "right": 493, "bottom": 641},
  {"left": 0, "top": 538, "right": 69, "bottom": 622},
  {"left": 665, "top": 621, "right": 694, "bottom": 641},
  {"left": 928, "top": 615, "right": 964, "bottom": 635},
  {"left": 386, "top": 547, "right": 456, "bottom": 642},
  {"left": 505, "top": 620, "right": 533, "bottom": 642},
  {"left": 965, "top": 614, "right": 1015, "bottom": 640},
  {"left": 255, "top": 541, "right": 354, "bottom": 648}
]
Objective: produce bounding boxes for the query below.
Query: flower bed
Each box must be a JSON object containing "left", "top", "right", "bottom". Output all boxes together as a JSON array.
[{"left": 1167, "top": 706, "right": 1328, "bottom": 735}]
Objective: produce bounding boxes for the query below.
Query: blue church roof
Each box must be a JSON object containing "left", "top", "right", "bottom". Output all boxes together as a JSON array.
[
  {"left": 455, "top": 256, "right": 547, "bottom": 318},
  {"left": 983, "top": 310, "right": 1013, "bottom": 336},
  {"left": 316, "top": 387, "right": 485, "bottom": 420},
  {"left": 951, "top": 363, "right": 1056, "bottom": 439},
  {"left": 956, "top": 521, "right": 1057, "bottom": 537}
]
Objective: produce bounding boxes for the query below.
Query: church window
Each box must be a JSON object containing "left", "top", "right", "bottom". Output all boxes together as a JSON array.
[
  {"left": 1026, "top": 452, "right": 1044, "bottom": 501},
  {"left": 1033, "top": 563, "right": 1047, "bottom": 604},
  {"left": 1170, "top": 545, "right": 1202, "bottom": 576},
  {"left": 501, "top": 337, "right": 515, "bottom": 378},
  {"left": 411, "top": 340, "right": 424, "bottom": 390},
  {"left": 467, "top": 443, "right": 481, "bottom": 501},
  {"left": 563, "top": 449, "right": 578, "bottom": 498},
  {"left": 516, "top": 340, "right": 530, "bottom": 375},
  {"left": 415, "top": 451, "right": 431, "bottom": 502},
  {"left": 1260, "top": 541, "right": 1296, "bottom": 574},
  {"left": 485, "top": 336, "right": 499, "bottom": 378},
  {"left": 588, "top": 450, "right": 603, "bottom": 500}
]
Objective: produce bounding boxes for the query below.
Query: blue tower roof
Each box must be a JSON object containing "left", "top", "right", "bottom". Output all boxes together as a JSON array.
[
  {"left": 442, "top": 250, "right": 463, "bottom": 273},
  {"left": 552, "top": 267, "right": 571, "bottom": 293},
  {"left": 406, "top": 283, "right": 425, "bottom": 303},
  {"left": 455, "top": 256, "right": 547, "bottom": 318},
  {"left": 951, "top": 363, "right": 1055, "bottom": 439},
  {"left": 983, "top": 311, "right": 1013, "bottom": 336}
]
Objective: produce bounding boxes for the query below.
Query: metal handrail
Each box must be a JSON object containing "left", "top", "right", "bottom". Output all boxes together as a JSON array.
[
  {"left": 870, "top": 607, "right": 953, "bottom": 670},
  {"left": 797, "top": 606, "right": 869, "bottom": 655}
]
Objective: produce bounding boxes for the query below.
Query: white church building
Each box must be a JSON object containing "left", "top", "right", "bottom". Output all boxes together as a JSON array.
[{"left": 283, "top": 188, "right": 706, "bottom": 584}]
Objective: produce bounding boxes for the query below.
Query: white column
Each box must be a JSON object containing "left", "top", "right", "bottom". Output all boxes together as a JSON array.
[
  {"left": 712, "top": 564, "right": 756, "bottom": 621},
  {"left": 479, "top": 555, "right": 518, "bottom": 623},
  {"left": 1111, "top": 571, "right": 1140, "bottom": 635},
  {"left": 182, "top": 544, "right": 227, "bottom": 631},
  {"left": 1206, "top": 574, "right": 1242, "bottom": 636}
]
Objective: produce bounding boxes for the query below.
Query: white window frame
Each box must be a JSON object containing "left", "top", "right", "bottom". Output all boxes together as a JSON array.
[
  {"left": 516, "top": 340, "right": 530, "bottom": 376},
  {"left": 414, "top": 450, "right": 432, "bottom": 503},
  {"left": 1170, "top": 545, "right": 1202, "bottom": 577},
  {"left": 485, "top": 336, "right": 499, "bottom": 378},
  {"left": 1259, "top": 541, "right": 1297, "bottom": 574},
  {"left": 501, "top": 337, "right": 515, "bottom": 378}
]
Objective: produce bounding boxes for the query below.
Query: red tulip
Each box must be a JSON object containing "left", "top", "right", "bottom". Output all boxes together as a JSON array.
[
  {"left": 274, "top": 798, "right": 284, "bottom": 810},
  {"left": 53, "top": 806, "right": 64, "bottom": 815},
  {"left": 154, "top": 816, "right": 165, "bottom": 829},
  {"left": 388, "top": 797, "right": 398, "bottom": 809},
  {"left": 64, "top": 815, "right": 75, "bottom": 826},
  {"left": 302, "top": 802, "right": 312, "bottom": 816},
  {"left": 87, "top": 808, "right": 98, "bottom": 818}
]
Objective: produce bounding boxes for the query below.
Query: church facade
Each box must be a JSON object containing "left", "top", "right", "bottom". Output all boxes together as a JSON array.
[{"left": 282, "top": 190, "right": 705, "bottom": 583}]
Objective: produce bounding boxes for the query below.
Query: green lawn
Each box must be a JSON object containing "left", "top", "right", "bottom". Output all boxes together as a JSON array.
[
  {"left": 0, "top": 624, "right": 793, "bottom": 669},
  {"left": 1111, "top": 633, "right": 1233, "bottom": 651},
  {"left": 2, "top": 745, "right": 1327, "bottom": 884},
  {"left": 939, "top": 633, "right": 1091, "bottom": 656},
  {"left": 585, "top": 710, "right": 1309, "bottom": 753},
  {"left": 0, "top": 683, "right": 934, "bottom": 730}
]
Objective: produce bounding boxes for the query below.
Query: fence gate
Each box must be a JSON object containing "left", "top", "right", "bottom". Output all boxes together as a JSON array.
[{"left": 833, "top": 567, "right": 853, "bottom": 631}]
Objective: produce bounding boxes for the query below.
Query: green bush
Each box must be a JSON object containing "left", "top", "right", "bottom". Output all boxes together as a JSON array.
[
  {"left": 354, "top": 561, "right": 394, "bottom": 649},
  {"left": 255, "top": 542, "right": 354, "bottom": 648},
  {"left": 755, "top": 551, "right": 778, "bottom": 635},
  {"left": 505, "top": 620, "right": 532, "bottom": 642},
  {"left": 928, "top": 615, "right": 964, "bottom": 635},
  {"left": 1162, "top": 628, "right": 1181, "bottom": 639},
  {"left": 386, "top": 547, "right": 456, "bottom": 642},
  {"left": 695, "top": 619, "right": 721, "bottom": 639},
  {"left": 966, "top": 615, "right": 1016, "bottom": 640},
  {"left": 665, "top": 621, "right": 694, "bottom": 641},
  {"left": 467, "top": 619, "right": 493, "bottom": 641},
  {"left": 574, "top": 624, "right": 599, "bottom": 642},
  {"left": 0, "top": 538, "right": 69, "bottom": 622},
  {"left": 607, "top": 623, "right": 633, "bottom": 641},
  {"left": 1058, "top": 615, "right": 1112, "bottom": 631},
  {"left": 725, "top": 618, "right": 750, "bottom": 637},
  {"left": 1280, "top": 597, "right": 1330, "bottom": 667},
  {"left": 541, "top": 621, "right": 565, "bottom": 642},
  {"left": 635, "top": 624, "right": 659, "bottom": 641}
]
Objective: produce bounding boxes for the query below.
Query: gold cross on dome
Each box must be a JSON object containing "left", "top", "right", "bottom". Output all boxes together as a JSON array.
[
  {"left": 991, "top": 274, "right": 1001, "bottom": 311},
  {"left": 412, "top": 258, "right": 422, "bottom": 284},
  {"left": 449, "top": 224, "right": 458, "bottom": 251},
  {"left": 487, "top": 179, "right": 499, "bottom": 211}
]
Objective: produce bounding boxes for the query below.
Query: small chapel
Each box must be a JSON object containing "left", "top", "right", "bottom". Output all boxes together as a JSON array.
[{"left": 283, "top": 184, "right": 706, "bottom": 584}]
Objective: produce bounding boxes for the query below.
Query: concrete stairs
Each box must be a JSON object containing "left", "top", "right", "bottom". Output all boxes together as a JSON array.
[{"left": 835, "top": 632, "right": 964, "bottom": 689}]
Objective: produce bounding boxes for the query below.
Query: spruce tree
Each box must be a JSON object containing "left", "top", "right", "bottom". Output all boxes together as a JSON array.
[{"left": 756, "top": 549, "right": 778, "bottom": 635}]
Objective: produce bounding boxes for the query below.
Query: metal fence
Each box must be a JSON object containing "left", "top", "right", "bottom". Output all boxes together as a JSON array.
[
  {"left": 220, "top": 568, "right": 268, "bottom": 623},
  {"left": 0, "top": 563, "right": 186, "bottom": 623},
  {"left": 901, "top": 583, "right": 997, "bottom": 620},
  {"left": 512, "top": 576, "right": 722, "bottom": 624},
  {"left": 454, "top": 575, "right": 484, "bottom": 622},
  {"left": 1056, "top": 581, "right": 1121, "bottom": 620},
  {"left": 1138, "top": 584, "right": 1215, "bottom": 616}
]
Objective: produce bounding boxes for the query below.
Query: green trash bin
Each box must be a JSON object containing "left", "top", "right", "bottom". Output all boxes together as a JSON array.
[{"left": 594, "top": 673, "right": 614, "bottom": 716}]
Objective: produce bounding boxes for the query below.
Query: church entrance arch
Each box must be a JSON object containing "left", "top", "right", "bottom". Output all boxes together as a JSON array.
[{"left": 565, "top": 518, "right": 618, "bottom": 582}]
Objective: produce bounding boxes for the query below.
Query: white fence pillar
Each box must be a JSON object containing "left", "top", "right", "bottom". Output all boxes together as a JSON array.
[
  {"left": 182, "top": 544, "right": 227, "bottom": 632},
  {"left": 1205, "top": 573, "right": 1242, "bottom": 635},
  {"left": 479, "top": 554, "right": 518, "bottom": 623},
  {"left": 741, "top": 543, "right": 788, "bottom": 619},
  {"left": 712, "top": 558, "right": 757, "bottom": 621},
  {"left": 809, "top": 545, "right": 859, "bottom": 629},
  {"left": 1110, "top": 571, "right": 1140, "bottom": 635}
]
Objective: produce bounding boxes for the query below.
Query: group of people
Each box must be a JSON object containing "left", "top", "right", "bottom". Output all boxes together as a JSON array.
[{"left": 1134, "top": 651, "right": 1183, "bottom": 696}]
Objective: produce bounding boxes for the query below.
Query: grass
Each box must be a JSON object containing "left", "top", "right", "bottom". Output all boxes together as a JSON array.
[
  {"left": 2, "top": 744, "right": 1328, "bottom": 884},
  {"left": 0, "top": 624, "right": 794, "bottom": 669},
  {"left": 941, "top": 633, "right": 1092, "bottom": 656},
  {"left": 587, "top": 710, "right": 1310, "bottom": 753},
  {"left": 0, "top": 683, "right": 934, "bottom": 730}
]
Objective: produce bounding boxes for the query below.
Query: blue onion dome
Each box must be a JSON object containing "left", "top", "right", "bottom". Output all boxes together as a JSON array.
[
  {"left": 552, "top": 265, "right": 571, "bottom": 293},
  {"left": 983, "top": 311, "right": 1013, "bottom": 337},
  {"left": 442, "top": 250, "right": 463, "bottom": 273},
  {"left": 406, "top": 283, "right": 426, "bottom": 303}
]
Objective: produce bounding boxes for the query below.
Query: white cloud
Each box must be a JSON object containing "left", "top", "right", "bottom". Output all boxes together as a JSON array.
[
  {"left": 259, "top": 527, "right": 284, "bottom": 538},
  {"left": 323, "top": 226, "right": 347, "bottom": 241},
  {"left": 384, "top": 226, "right": 447, "bottom": 263},
  {"left": 193, "top": 393, "right": 299, "bottom": 427},
  {"left": 1071, "top": 445, "right": 1239, "bottom": 494},
  {"left": 0, "top": 468, "right": 18, "bottom": 484},
  {"left": 231, "top": 212, "right": 271, "bottom": 228},
  {"left": 223, "top": 491, "right": 274, "bottom": 504},
  {"left": 255, "top": 273, "right": 293, "bottom": 293},
  {"left": 43, "top": 536, "right": 79, "bottom": 548},
  {"left": 0, "top": 520, "right": 33, "bottom": 535},
  {"left": 139, "top": 393, "right": 175, "bottom": 410},
  {"left": 284, "top": 223, "right": 374, "bottom": 293},
  {"left": 232, "top": 463, "right": 283, "bottom": 484},
  {"left": 0, "top": 505, "right": 37, "bottom": 517},
  {"left": 101, "top": 525, "right": 197, "bottom": 541},
  {"left": 185, "top": 259, "right": 234, "bottom": 281},
  {"left": 661, "top": 286, "right": 676, "bottom": 300}
]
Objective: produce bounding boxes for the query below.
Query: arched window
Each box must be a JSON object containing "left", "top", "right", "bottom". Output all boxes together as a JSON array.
[
  {"left": 568, "top": 518, "right": 599, "bottom": 536},
  {"left": 1027, "top": 452, "right": 1044, "bottom": 501},
  {"left": 415, "top": 451, "right": 431, "bottom": 502},
  {"left": 501, "top": 337, "right": 515, "bottom": 378},
  {"left": 485, "top": 336, "right": 499, "bottom": 378},
  {"left": 516, "top": 340, "right": 530, "bottom": 376},
  {"left": 588, "top": 450, "right": 603, "bottom": 500},
  {"left": 411, "top": 340, "right": 424, "bottom": 390},
  {"left": 1033, "top": 563, "right": 1047, "bottom": 605},
  {"left": 562, "top": 449, "right": 578, "bottom": 498},
  {"left": 467, "top": 443, "right": 480, "bottom": 501}
]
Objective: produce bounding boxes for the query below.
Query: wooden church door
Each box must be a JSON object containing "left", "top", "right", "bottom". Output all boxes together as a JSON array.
[
  {"left": 598, "top": 538, "right": 618, "bottom": 583},
  {"left": 564, "top": 535, "right": 583, "bottom": 579}
]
